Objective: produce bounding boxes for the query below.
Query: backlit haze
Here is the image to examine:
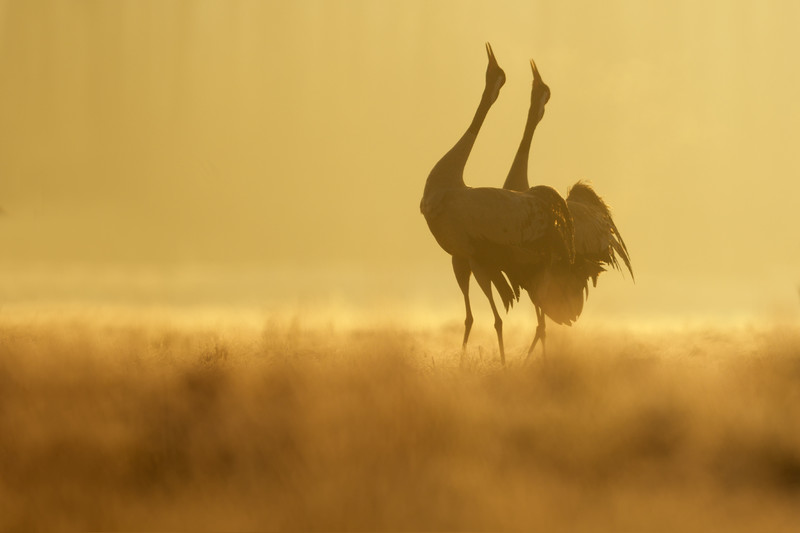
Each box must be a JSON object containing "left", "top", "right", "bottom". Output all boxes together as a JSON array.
[{"left": 2, "top": 1, "right": 800, "bottom": 327}]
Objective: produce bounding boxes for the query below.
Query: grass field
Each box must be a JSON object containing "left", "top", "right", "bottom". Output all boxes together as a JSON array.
[{"left": 1, "top": 310, "right": 799, "bottom": 531}]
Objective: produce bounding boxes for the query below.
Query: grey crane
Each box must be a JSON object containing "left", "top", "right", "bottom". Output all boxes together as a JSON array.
[{"left": 503, "top": 59, "right": 634, "bottom": 359}]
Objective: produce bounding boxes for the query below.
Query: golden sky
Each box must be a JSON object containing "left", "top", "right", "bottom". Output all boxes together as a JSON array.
[{"left": 1, "top": 1, "right": 799, "bottom": 321}]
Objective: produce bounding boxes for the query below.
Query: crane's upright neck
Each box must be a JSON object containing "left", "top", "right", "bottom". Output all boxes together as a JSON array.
[
  {"left": 503, "top": 96, "right": 544, "bottom": 192},
  {"left": 423, "top": 89, "right": 496, "bottom": 195}
]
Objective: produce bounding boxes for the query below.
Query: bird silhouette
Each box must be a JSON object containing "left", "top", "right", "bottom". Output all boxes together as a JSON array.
[
  {"left": 421, "top": 44, "right": 575, "bottom": 365},
  {"left": 502, "top": 59, "right": 634, "bottom": 359}
]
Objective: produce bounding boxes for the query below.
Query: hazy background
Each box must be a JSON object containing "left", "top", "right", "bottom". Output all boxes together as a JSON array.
[{"left": 1, "top": 1, "right": 799, "bottom": 325}]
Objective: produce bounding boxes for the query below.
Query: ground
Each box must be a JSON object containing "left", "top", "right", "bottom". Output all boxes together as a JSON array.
[{"left": 1, "top": 311, "right": 799, "bottom": 531}]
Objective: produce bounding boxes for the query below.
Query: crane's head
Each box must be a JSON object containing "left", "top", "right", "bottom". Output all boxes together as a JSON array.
[
  {"left": 530, "top": 59, "right": 551, "bottom": 120},
  {"left": 484, "top": 42, "right": 506, "bottom": 104}
]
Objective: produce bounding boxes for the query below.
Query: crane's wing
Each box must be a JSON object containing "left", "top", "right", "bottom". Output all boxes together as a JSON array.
[
  {"left": 525, "top": 185, "right": 574, "bottom": 262},
  {"left": 566, "top": 181, "right": 633, "bottom": 280},
  {"left": 447, "top": 186, "right": 573, "bottom": 266}
]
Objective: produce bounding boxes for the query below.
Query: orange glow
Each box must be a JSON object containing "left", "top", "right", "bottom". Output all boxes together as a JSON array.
[{"left": 2, "top": 3, "right": 800, "bottom": 321}]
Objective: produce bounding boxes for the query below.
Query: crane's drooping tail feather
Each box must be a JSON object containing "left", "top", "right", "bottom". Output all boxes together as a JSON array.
[
  {"left": 566, "top": 181, "right": 633, "bottom": 281},
  {"left": 491, "top": 270, "right": 518, "bottom": 312},
  {"left": 531, "top": 182, "right": 632, "bottom": 325}
]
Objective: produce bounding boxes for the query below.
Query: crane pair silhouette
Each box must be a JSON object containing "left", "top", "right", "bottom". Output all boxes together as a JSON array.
[{"left": 421, "top": 43, "right": 633, "bottom": 365}]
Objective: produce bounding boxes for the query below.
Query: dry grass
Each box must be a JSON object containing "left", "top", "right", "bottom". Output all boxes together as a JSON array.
[{"left": 1, "top": 313, "right": 800, "bottom": 531}]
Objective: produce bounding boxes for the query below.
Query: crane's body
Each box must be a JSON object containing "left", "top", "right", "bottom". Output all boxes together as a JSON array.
[{"left": 423, "top": 187, "right": 564, "bottom": 261}]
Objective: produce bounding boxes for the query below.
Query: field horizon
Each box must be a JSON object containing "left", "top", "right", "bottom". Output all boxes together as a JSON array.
[{"left": 2, "top": 308, "right": 799, "bottom": 531}]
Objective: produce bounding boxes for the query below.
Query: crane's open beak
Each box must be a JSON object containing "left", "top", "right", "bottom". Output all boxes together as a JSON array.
[{"left": 486, "top": 42, "right": 499, "bottom": 69}]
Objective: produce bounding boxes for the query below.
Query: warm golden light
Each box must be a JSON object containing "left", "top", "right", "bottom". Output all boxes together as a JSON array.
[
  {"left": 1, "top": 2, "right": 800, "bottom": 530},
  {"left": 0, "top": 2, "right": 798, "bottom": 320}
]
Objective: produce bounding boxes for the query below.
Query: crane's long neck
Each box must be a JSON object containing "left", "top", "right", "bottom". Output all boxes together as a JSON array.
[
  {"left": 424, "top": 89, "right": 495, "bottom": 193},
  {"left": 503, "top": 97, "right": 543, "bottom": 192}
]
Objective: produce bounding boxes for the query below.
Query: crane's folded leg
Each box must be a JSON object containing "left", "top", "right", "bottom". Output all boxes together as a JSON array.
[
  {"left": 452, "top": 256, "right": 473, "bottom": 363},
  {"left": 525, "top": 306, "right": 547, "bottom": 362},
  {"left": 470, "top": 260, "right": 506, "bottom": 366}
]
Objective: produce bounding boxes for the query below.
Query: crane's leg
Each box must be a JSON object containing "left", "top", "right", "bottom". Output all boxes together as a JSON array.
[
  {"left": 538, "top": 306, "right": 547, "bottom": 359},
  {"left": 525, "top": 306, "right": 547, "bottom": 362},
  {"left": 452, "top": 256, "right": 473, "bottom": 363},
  {"left": 470, "top": 261, "right": 505, "bottom": 365}
]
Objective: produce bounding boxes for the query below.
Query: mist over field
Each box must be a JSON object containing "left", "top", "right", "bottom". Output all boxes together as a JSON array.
[{"left": 1, "top": 309, "right": 799, "bottom": 532}]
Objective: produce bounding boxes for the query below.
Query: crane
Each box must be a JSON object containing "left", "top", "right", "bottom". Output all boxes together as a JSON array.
[
  {"left": 421, "top": 44, "right": 575, "bottom": 365},
  {"left": 502, "top": 59, "right": 634, "bottom": 359}
]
